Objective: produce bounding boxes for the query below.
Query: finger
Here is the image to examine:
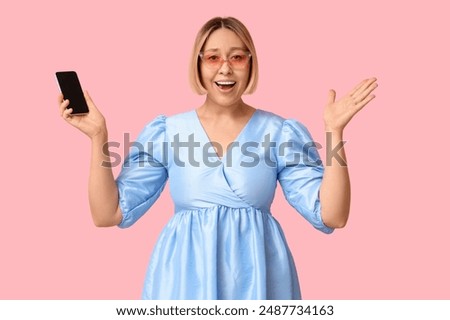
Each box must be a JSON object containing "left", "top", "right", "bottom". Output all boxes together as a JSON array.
[
  {"left": 83, "top": 90, "right": 98, "bottom": 111},
  {"left": 353, "top": 94, "right": 376, "bottom": 112},
  {"left": 84, "top": 90, "right": 92, "bottom": 103},
  {"left": 59, "top": 99, "right": 70, "bottom": 116},
  {"left": 354, "top": 82, "right": 378, "bottom": 103},
  {"left": 352, "top": 77, "right": 377, "bottom": 98},
  {"left": 327, "top": 89, "right": 336, "bottom": 104},
  {"left": 62, "top": 107, "right": 74, "bottom": 120},
  {"left": 348, "top": 79, "right": 369, "bottom": 96},
  {"left": 57, "top": 93, "right": 64, "bottom": 104}
]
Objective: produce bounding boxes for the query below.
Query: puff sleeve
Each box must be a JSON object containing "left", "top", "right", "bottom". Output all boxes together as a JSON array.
[
  {"left": 116, "top": 115, "right": 168, "bottom": 228},
  {"left": 277, "top": 119, "right": 334, "bottom": 234}
]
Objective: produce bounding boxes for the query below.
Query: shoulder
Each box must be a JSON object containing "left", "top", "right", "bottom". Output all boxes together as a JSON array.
[
  {"left": 166, "top": 110, "right": 194, "bottom": 122},
  {"left": 255, "top": 109, "right": 310, "bottom": 134},
  {"left": 140, "top": 109, "right": 194, "bottom": 131},
  {"left": 256, "top": 109, "right": 308, "bottom": 128},
  {"left": 133, "top": 110, "right": 197, "bottom": 144},
  {"left": 133, "top": 115, "right": 167, "bottom": 144},
  {"left": 255, "top": 109, "right": 314, "bottom": 143},
  {"left": 138, "top": 114, "right": 167, "bottom": 135},
  {"left": 255, "top": 109, "right": 285, "bottom": 126},
  {"left": 164, "top": 110, "right": 197, "bottom": 135}
]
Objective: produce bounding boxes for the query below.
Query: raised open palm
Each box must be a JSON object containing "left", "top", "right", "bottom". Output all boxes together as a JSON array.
[{"left": 324, "top": 77, "right": 378, "bottom": 132}]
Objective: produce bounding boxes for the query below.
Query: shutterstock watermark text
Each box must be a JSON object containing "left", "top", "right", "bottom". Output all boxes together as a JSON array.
[{"left": 102, "top": 132, "right": 346, "bottom": 168}]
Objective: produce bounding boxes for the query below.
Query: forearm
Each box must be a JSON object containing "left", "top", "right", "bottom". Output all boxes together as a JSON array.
[
  {"left": 319, "top": 129, "right": 351, "bottom": 228},
  {"left": 88, "top": 130, "right": 122, "bottom": 227}
]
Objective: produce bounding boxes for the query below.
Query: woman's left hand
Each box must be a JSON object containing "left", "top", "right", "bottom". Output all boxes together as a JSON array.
[{"left": 324, "top": 77, "right": 378, "bottom": 132}]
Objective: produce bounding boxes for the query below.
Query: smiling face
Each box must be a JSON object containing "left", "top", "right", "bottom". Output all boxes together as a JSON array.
[{"left": 200, "top": 28, "right": 251, "bottom": 108}]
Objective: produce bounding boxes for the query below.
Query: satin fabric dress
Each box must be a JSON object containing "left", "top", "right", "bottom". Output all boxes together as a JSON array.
[{"left": 116, "top": 109, "right": 333, "bottom": 300}]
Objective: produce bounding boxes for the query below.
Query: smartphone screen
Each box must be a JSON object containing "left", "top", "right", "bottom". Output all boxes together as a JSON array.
[{"left": 55, "top": 71, "right": 89, "bottom": 115}]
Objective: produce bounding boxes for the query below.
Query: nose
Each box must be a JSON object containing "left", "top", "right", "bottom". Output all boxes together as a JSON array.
[{"left": 218, "top": 59, "right": 232, "bottom": 74}]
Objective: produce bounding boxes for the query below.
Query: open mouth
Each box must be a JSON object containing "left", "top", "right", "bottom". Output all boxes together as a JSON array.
[{"left": 215, "top": 81, "right": 236, "bottom": 90}]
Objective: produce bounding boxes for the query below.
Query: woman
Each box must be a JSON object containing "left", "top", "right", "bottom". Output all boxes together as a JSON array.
[{"left": 58, "top": 17, "right": 377, "bottom": 299}]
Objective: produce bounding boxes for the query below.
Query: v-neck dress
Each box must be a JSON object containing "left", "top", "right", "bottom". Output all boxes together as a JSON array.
[{"left": 116, "top": 109, "right": 334, "bottom": 300}]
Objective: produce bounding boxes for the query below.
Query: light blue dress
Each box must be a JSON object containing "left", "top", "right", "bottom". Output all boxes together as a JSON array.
[{"left": 116, "top": 109, "right": 333, "bottom": 299}]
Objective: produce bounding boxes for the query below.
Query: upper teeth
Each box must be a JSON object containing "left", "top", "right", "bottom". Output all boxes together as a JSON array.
[{"left": 216, "top": 81, "right": 235, "bottom": 85}]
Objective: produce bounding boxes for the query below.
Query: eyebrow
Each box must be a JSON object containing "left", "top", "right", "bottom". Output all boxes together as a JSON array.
[{"left": 202, "top": 47, "right": 247, "bottom": 52}]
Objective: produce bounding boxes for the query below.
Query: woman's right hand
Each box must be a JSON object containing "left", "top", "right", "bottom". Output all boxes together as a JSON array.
[{"left": 58, "top": 90, "right": 107, "bottom": 139}]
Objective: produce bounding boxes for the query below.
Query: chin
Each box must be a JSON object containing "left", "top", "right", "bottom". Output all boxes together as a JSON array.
[
  {"left": 206, "top": 89, "right": 244, "bottom": 107},
  {"left": 209, "top": 95, "right": 241, "bottom": 108}
]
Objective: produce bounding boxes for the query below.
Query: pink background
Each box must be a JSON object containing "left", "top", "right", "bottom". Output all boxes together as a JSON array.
[{"left": 1, "top": 0, "right": 449, "bottom": 299}]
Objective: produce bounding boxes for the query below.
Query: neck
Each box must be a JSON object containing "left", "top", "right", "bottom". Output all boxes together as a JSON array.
[{"left": 198, "top": 96, "right": 251, "bottom": 118}]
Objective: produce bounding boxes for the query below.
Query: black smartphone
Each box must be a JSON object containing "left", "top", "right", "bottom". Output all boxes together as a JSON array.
[{"left": 55, "top": 71, "right": 89, "bottom": 115}]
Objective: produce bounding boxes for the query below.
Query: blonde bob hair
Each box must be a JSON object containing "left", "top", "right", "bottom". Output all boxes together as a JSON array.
[{"left": 189, "top": 17, "right": 259, "bottom": 95}]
